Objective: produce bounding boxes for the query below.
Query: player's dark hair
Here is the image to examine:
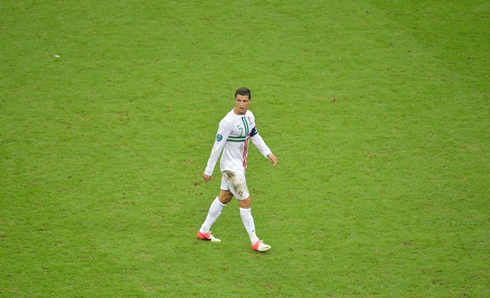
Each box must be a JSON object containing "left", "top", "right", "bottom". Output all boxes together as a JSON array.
[{"left": 235, "top": 87, "right": 251, "bottom": 99}]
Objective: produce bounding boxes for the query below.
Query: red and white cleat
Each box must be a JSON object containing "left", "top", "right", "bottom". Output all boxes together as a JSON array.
[
  {"left": 196, "top": 231, "right": 221, "bottom": 243},
  {"left": 252, "top": 240, "right": 271, "bottom": 252}
]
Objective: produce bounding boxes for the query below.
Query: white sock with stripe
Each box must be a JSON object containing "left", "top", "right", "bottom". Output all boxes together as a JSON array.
[
  {"left": 200, "top": 197, "right": 226, "bottom": 233},
  {"left": 240, "top": 207, "right": 259, "bottom": 244}
]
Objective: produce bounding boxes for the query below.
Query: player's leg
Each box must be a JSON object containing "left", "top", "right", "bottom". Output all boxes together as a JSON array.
[
  {"left": 238, "top": 198, "right": 270, "bottom": 252},
  {"left": 199, "top": 194, "right": 228, "bottom": 233},
  {"left": 238, "top": 197, "right": 258, "bottom": 243},
  {"left": 220, "top": 171, "right": 271, "bottom": 251},
  {"left": 197, "top": 177, "right": 233, "bottom": 242},
  {"left": 224, "top": 172, "right": 271, "bottom": 252},
  {"left": 222, "top": 172, "right": 257, "bottom": 243}
]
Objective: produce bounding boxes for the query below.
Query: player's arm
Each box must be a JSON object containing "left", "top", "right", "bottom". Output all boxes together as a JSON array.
[
  {"left": 203, "top": 119, "right": 232, "bottom": 181},
  {"left": 250, "top": 127, "right": 277, "bottom": 166}
]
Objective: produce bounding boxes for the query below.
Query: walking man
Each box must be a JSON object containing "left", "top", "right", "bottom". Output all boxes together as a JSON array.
[{"left": 197, "top": 87, "right": 277, "bottom": 252}]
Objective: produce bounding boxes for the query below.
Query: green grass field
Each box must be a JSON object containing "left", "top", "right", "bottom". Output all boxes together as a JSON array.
[{"left": 1, "top": 0, "right": 488, "bottom": 296}]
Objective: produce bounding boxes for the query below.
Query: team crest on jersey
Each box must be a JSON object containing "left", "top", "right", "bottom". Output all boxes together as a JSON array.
[
  {"left": 247, "top": 116, "right": 252, "bottom": 124},
  {"left": 216, "top": 134, "right": 223, "bottom": 141}
]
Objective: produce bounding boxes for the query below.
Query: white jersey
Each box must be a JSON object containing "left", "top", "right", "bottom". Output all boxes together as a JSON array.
[{"left": 204, "top": 109, "right": 272, "bottom": 176}]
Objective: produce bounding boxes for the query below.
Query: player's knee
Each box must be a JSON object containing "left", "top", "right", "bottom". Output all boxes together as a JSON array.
[
  {"left": 239, "top": 197, "right": 251, "bottom": 209},
  {"left": 218, "top": 193, "right": 233, "bottom": 204}
]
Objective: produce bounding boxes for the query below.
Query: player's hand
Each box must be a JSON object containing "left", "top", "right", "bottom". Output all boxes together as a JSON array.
[
  {"left": 202, "top": 173, "right": 212, "bottom": 182},
  {"left": 267, "top": 153, "right": 277, "bottom": 167}
]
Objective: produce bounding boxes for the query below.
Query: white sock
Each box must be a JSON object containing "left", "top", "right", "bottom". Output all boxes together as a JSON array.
[
  {"left": 240, "top": 207, "right": 259, "bottom": 244},
  {"left": 200, "top": 197, "right": 226, "bottom": 233}
]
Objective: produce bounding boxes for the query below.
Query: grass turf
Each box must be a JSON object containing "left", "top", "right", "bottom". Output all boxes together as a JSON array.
[{"left": 1, "top": 0, "right": 488, "bottom": 296}]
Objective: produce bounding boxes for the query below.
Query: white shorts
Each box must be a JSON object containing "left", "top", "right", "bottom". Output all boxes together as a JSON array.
[{"left": 220, "top": 171, "right": 250, "bottom": 200}]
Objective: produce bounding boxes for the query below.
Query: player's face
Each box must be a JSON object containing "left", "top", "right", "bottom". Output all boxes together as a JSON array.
[{"left": 234, "top": 95, "right": 251, "bottom": 115}]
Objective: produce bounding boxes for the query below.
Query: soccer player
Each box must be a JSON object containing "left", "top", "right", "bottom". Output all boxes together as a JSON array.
[{"left": 197, "top": 87, "right": 277, "bottom": 252}]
